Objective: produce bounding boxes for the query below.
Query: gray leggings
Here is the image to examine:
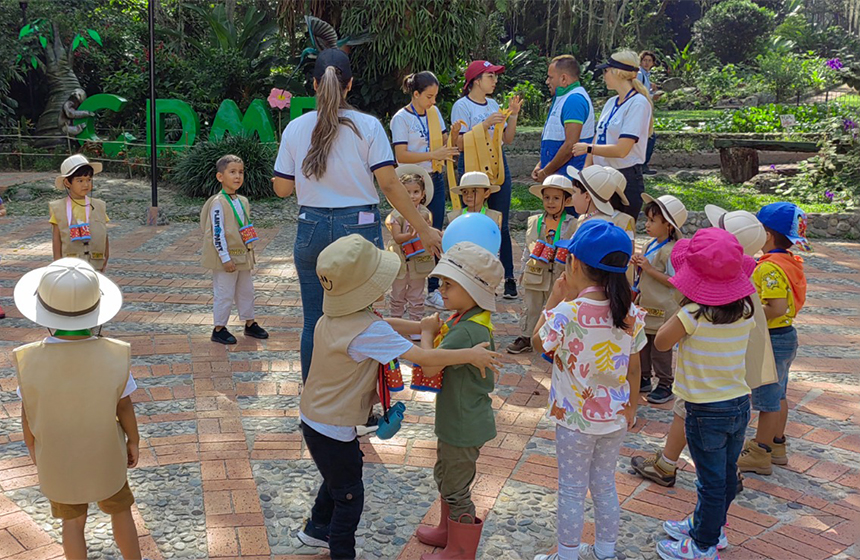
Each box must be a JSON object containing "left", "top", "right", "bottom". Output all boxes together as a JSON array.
[{"left": 555, "top": 425, "right": 626, "bottom": 554}]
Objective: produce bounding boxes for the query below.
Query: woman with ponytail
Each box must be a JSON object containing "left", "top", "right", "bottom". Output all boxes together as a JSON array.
[
  {"left": 273, "top": 49, "right": 442, "bottom": 382},
  {"left": 573, "top": 50, "right": 654, "bottom": 219},
  {"left": 390, "top": 71, "right": 461, "bottom": 309}
]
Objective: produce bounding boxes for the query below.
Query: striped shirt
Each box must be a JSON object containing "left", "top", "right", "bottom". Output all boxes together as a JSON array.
[{"left": 675, "top": 303, "right": 753, "bottom": 404}]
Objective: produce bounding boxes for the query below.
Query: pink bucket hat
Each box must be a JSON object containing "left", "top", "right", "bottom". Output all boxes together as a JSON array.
[{"left": 669, "top": 228, "right": 756, "bottom": 306}]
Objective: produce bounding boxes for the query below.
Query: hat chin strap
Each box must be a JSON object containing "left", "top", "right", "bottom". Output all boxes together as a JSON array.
[{"left": 36, "top": 293, "right": 100, "bottom": 317}]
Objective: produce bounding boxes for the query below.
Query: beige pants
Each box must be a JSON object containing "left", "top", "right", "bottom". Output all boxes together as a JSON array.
[
  {"left": 390, "top": 270, "right": 425, "bottom": 321},
  {"left": 521, "top": 287, "right": 550, "bottom": 338},
  {"left": 212, "top": 269, "right": 255, "bottom": 326}
]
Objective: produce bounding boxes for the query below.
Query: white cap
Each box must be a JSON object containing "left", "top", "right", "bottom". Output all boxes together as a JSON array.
[{"left": 705, "top": 205, "right": 766, "bottom": 256}]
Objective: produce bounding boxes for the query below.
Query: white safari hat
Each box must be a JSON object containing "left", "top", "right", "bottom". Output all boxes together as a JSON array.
[
  {"left": 529, "top": 174, "right": 574, "bottom": 199},
  {"left": 705, "top": 205, "right": 766, "bottom": 256},
  {"left": 14, "top": 258, "right": 122, "bottom": 330},
  {"left": 569, "top": 165, "right": 628, "bottom": 215},
  {"left": 55, "top": 154, "right": 103, "bottom": 190},
  {"left": 395, "top": 164, "right": 434, "bottom": 204},
  {"left": 642, "top": 193, "right": 688, "bottom": 231},
  {"left": 430, "top": 241, "right": 504, "bottom": 312},
  {"left": 451, "top": 171, "right": 501, "bottom": 195},
  {"left": 317, "top": 234, "right": 402, "bottom": 317}
]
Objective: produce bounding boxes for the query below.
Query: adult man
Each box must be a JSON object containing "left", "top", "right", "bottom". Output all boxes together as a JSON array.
[
  {"left": 532, "top": 55, "right": 594, "bottom": 183},
  {"left": 638, "top": 51, "right": 660, "bottom": 175}
]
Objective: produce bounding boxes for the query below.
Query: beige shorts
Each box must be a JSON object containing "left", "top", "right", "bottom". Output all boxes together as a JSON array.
[
  {"left": 50, "top": 481, "right": 134, "bottom": 520},
  {"left": 673, "top": 396, "right": 686, "bottom": 420}
]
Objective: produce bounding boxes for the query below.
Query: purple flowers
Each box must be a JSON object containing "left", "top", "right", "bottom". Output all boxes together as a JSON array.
[
  {"left": 827, "top": 58, "right": 843, "bottom": 70},
  {"left": 843, "top": 118, "right": 857, "bottom": 130},
  {"left": 825, "top": 190, "right": 834, "bottom": 201}
]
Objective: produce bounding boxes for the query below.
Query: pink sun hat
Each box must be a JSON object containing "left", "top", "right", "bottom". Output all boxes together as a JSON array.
[{"left": 669, "top": 228, "right": 756, "bottom": 306}]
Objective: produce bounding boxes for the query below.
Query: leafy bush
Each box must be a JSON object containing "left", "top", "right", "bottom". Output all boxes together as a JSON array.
[
  {"left": 694, "top": 0, "right": 775, "bottom": 64},
  {"left": 703, "top": 104, "right": 852, "bottom": 134},
  {"left": 503, "top": 81, "right": 545, "bottom": 126},
  {"left": 756, "top": 52, "right": 836, "bottom": 103},
  {"left": 786, "top": 116, "right": 860, "bottom": 207},
  {"left": 171, "top": 134, "right": 276, "bottom": 200}
]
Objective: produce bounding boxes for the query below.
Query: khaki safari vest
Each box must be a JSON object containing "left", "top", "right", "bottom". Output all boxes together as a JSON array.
[
  {"left": 200, "top": 193, "right": 256, "bottom": 271},
  {"left": 386, "top": 208, "right": 436, "bottom": 277},
  {"left": 522, "top": 213, "right": 577, "bottom": 293},
  {"left": 635, "top": 240, "right": 680, "bottom": 334},
  {"left": 49, "top": 198, "right": 108, "bottom": 270}
]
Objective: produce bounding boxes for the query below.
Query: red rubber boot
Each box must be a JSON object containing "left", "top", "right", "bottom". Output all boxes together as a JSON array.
[{"left": 416, "top": 499, "right": 449, "bottom": 547}]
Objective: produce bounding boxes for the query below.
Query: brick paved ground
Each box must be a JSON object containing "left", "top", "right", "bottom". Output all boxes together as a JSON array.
[{"left": 0, "top": 204, "right": 858, "bottom": 559}]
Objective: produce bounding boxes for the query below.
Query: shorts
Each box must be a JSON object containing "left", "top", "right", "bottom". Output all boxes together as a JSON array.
[
  {"left": 50, "top": 481, "right": 134, "bottom": 520},
  {"left": 673, "top": 396, "right": 686, "bottom": 420},
  {"left": 751, "top": 326, "right": 797, "bottom": 413}
]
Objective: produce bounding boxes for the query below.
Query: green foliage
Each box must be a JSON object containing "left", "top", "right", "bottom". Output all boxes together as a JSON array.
[
  {"left": 703, "top": 104, "right": 853, "bottom": 133},
  {"left": 662, "top": 42, "right": 703, "bottom": 84},
  {"left": 694, "top": 0, "right": 775, "bottom": 64},
  {"left": 786, "top": 116, "right": 860, "bottom": 206},
  {"left": 503, "top": 81, "right": 545, "bottom": 126},
  {"left": 172, "top": 134, "right": 277, "bottom": 200},
  {"left": 756, "top": 52, "right": 836, "bottom": 103}
]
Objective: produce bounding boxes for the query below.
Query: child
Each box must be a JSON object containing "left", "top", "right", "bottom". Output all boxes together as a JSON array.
[
  {"left": 14, "top": 258, "right": 142, "bottom": 560},
  {"left": 630, "top": 194, "right": 687, "bottom": 403},
  {"left": 200, "top": 154, "right": 269, "bottom": 344},
  {"left": 298, "top": 234, "right": 500, "bottom": 560},
  {"left": 737, "top": 202, "right": 808, "bottom": 474},
  {"left": 655, "top": 228, "right": 756, "bottom": 560},
  {"left": 50, "top": 154, "right": 109, "bottom": 272},
  {"left": 386, "top": 164, "right": 435, "bottom": 323},
  {"left": 507, "top": 175, "right": 576, "bottom": 354},
  {"left": 532, "top": 220, "right": 646, "bottom": 560},
  {"left": 447, "top": 171, "right": 503, "bottom": 230},
  {"left": 413, "top": 241, "right": 504, "bottom": 560},
  {"left": 566, "top": 165, "right": 635, "bottom": 242}
]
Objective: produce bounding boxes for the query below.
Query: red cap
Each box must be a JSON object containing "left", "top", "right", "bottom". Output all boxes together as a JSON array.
[{"left": 463, "top": 60, "right": 505, "bottom": 91}]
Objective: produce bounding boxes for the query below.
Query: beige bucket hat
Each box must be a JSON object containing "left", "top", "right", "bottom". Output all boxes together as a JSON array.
[
  {"left": 395, "top": 164, "right": 434, "bottom": 204},
  {"left": 450, "top": 171, "right": 500, "bottom": 195},
  {"left": 14, "top": 258, "right": 123, "bottom": 330},
  {"left": 642, "top": 193, "right": 688, "bottom": 231},
  {"left": 529, "top": 174, "right": 574, "bottom": 199},
  {"left": 55, "top": 154, "right": 103, "bottom": 190},
  {"left": 430, "top": 241, "right": 504, "bottom": 312},
  {"left": 317, "top": 234, "right": 403, "bottom": 317},
  {"left": 705, "top": 205, "right": 767, "bottom": 256},
  {"left": 569, "top": 165, "right": 628, "bottom": 215}
]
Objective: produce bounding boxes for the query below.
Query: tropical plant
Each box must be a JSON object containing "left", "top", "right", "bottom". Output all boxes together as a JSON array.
[
  {"left": 693, "top": 0, "right": 776, "bottom": 64},
  {"left": 662, "top": 42, "right": 702, "bottom": 84},
  {"left": 756, "top": 52, "right": 837, "bottom": 103},
  {"left": 703, "top": 103, "right": 853, "bottom": 133}
]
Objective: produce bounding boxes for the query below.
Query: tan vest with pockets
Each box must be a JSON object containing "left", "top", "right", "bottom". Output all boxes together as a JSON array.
[
  {"left": 300, "top": 309, "right": 382, "bottom": 426},
  {"left": 522, "top": 213, "right": 577, "bottom": 293},
  {"left": 49, "top": 198, "right": 108, "bottom": 270},
  {"left": 636, "top": 240, "right": 681, "bottom": 334},
  {"left": 15, "top": 338, "right": 130, "bottom": 504},
  {"left": 200, "top": 193, "right": 256, "bottom": 270},
  {"left": 386, "top": 207, "right": 435, "bottom": 277},
  {"left": 746, "top": 298, "right": 778, "bottom": 389}
]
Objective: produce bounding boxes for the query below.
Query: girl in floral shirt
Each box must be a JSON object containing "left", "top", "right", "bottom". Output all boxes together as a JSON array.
[{"left": 532, "top": 220, "right": 647, "bottom": 560}]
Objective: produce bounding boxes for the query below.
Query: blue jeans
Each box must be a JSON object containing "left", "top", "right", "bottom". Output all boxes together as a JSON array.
[
  {"left": 685, "top": 395, "right": 750, "bottom": 550},
  {"left": 752, "top": 326, "right": 797, "bottom": 412},
  {"left": 295, "top": 205, "right": 382, "bottom": 382},
  {"left": 426, "top": 171, "right": 447, "bottom": 294},
  {"left": 457, "top": 154, "right": 514, "bottom": 279}
]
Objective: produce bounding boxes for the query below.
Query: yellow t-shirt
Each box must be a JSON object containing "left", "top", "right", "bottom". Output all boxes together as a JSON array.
[
  {"left": 49, "top": 199, "right": 110, "bottom": 225},
  {"left": 753, "top": 261, "right": 794, "bottom": 328},
  {"left": 674, "top": 303, "right": 753, "bottom": 404}
]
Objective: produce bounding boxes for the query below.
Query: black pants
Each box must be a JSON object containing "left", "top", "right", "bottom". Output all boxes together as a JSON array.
[
  {"left": 301, "top": 422, "right": 364, "bottom": 560},
  {"left": 618, "top": 164, "right": 645, "bottom": 219}
]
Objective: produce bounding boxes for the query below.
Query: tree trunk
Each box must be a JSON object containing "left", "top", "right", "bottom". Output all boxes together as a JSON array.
[
  {"left": 720, "top": 147, "right": 759, "bottom": 184},
  {"left": 34, "top": 23, "right": 84, "bottom": 147}
]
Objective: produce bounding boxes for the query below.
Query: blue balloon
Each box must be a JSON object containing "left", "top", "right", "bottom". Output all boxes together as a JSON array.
[{"left": 443, "top": 212, "right": 501, "bottom": 254}]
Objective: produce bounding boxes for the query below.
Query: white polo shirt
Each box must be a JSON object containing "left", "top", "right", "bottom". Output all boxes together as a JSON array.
[
  {"left": 593, "top": 92, "right": 652, "bottom": 169},
  {"left": 451, "top": 96, "right": 504, "bottom": 135},
  {"left": 390, "top": 107, "right": 447, "bottom": 172},
  {"left": 274, "top": 109, "right": 396, "bottom": 208}
]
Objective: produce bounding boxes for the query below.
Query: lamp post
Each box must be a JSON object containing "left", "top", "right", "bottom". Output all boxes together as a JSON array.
[{"left": 147, "top": 0, "right": 159, "bottom": 226}]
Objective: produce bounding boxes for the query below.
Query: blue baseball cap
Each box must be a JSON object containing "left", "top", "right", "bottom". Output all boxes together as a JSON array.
[
  {"left": 556, "top": 220, "right": 632, "bottom": 273},
  {"left": 756, "top": 202, "right": 810, "bottom": 251}
]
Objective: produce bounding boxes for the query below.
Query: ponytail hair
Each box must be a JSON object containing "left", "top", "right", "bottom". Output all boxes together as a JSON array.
[
  {"left": 302, "top": 66, "right": 361, "bottom": 180},
  {"left": 402, "top": 71, "right": 440, "bottom": 95},
  {"left": 578, "top": 251, "right": 633, "bottom": 330},
  {"left": 608, "top": 50, "right": 655, "bottom": 136}
]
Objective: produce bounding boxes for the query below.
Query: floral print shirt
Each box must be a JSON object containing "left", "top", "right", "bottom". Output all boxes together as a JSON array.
[{"left": 539, "top": 298, "right": 647, "bottom": 435}]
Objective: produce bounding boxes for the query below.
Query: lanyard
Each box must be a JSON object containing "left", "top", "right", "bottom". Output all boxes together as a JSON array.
[
  {"left": 220, "top": 190, "right": 249, "bottom": 228},
  {"left": 410, "top": 104, "right": 430, "bottom": 152},
  {"left": 537, "top": 214, "right": 563, "bottom": 245},
  {"left": 54, "top": 329, "right": 93, "bottom": 336},
  {"left": 597, "top": 90, "right": 637, "bottom": 145},
  {"left": 462, "top": 206, "right": 488, "bottom": 216},
  {"left": 66, "top": 195, "right": 90, "bottom": 226},
  {"left": 633, "top": 237, "right": 670, "bottom": 291}
]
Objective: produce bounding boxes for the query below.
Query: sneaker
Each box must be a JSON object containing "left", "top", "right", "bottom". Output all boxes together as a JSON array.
[
  {"left": 211, "top": 328, "right": 237, "bottom": 345},
  {"left": 657, "top": 538, "right": 718, "bottom": 560},
  {"left": 297, "top": 518, "right": 329, "bottom": 549},
  {"left": 507, "top": 336, "right": 533, "bottom": 354},
  {"left": 647, "top": 385, "right": 674, "bottom": 404},
  {"left": 643, "top": 168, "right": 658, "bottom": 176},
  {"left": 504, "top": 278, "right": 518, "bottom": 299},
  {"left": 425, "top": 290, "right": 445, "bottom": 310},
  {"left": 737, "top": 439, "right": 773, "bottom": 475},
  {"left": 631, "top": 452, "right": 677, "bottom": 487},
  {"left": 771, "top": 438, "right": 788, "bottom": 465},
  {"left": 663, "top": 517, "right": 728, "bottom": 550},
  {"left": 243, "top": 322, "right": 269, "bottom": 339},
  {"left": 639, "top": 378, "right": 653, "bottom": 393},
  {"left": 579, "top": 543, "right": 617, "bottom": 560},
  {"left": 356, "top": 412, "right": 381, "bottom": 437}
]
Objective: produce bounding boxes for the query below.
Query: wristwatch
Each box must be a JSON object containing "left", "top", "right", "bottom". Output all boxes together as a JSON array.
[{"left": 587, "top": 145, "right": 593, "bottom": 154}]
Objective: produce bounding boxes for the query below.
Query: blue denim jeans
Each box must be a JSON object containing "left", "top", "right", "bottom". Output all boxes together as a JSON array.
[
  {"left": 295, "top": 205, "right": 382, "bottom": 382},
  {"left": 426, "top": 171, "right": 447, "bottom": 294},
  {"left": 752, "top": 326, "right": 797, "bottom": 412},
  {"left": 457, "top": 153, "right": 514, "bottom": 279},
  {"left": 685, "top": 395, "right": 750, "bottom": 550}
]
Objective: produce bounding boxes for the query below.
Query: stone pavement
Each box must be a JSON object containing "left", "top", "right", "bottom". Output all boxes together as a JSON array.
[{"left": 0, "top": 213, "right": 858, "bottom": 560}]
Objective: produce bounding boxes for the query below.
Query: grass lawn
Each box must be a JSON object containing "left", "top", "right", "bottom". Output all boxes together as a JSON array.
[
  {"left": 654, "top": 109, "right": 725, "bottom": 121},
  {"left": 510, "top": 174, "right": 841, "bottom": 214}
]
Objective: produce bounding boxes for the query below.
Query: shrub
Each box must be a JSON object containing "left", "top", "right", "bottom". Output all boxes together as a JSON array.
[
  {"left": 694, "top": 0, "right": 775, "bottom": 64},
  {"left": 756, "top": 52, "right": 836, "bottom": 103},
  {"left": 503, "top": 80, "right": 545, "bottom": 126},
  {"left": 171, "top": 134, "right": 277, "bottom": 200},
  {"left": 703, "top": 104, "right": 852, "bottom": 134},
  {"left": 786, "top": 116, "right": 860, "bottom": 207}
]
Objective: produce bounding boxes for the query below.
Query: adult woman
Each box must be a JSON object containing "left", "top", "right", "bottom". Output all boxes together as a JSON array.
[
  {"left": 273, "top": 49, "right": 442, "bottom": 382},
  {"left": 451, "top": 60, "right": 522, "bottom": 299},
  {"left": 573, "top": 50, "right": 653, "bottom": 219},
  {"left": 390, "top": 71, "right": 461, "bottom": 309}
]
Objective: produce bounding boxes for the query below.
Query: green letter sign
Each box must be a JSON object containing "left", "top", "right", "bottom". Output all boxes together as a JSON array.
[
  {"left": 146, "top": 98, "right": 200, "bottom": 156},
  {"left": 210, "top": 99, "right": 276, "bottom": 143}
]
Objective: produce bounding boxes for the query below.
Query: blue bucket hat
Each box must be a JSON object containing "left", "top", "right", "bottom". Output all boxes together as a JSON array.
[
  {"left": 756, "top": 202, "right": 810, "bottom": 251},
  {"left": 556, "top": 220, "right": 632, "bottom": 273}
]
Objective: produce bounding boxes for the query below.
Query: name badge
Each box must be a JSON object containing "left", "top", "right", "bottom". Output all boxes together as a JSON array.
[
  {"left": 91, "top": 252, "right": 105, "bottom": 259},
  {"left": 229, "top": 248, "right": 246, "bottom": 256},
  {"left": 643, "top": 307, "right": 665, "bottom": 318}
]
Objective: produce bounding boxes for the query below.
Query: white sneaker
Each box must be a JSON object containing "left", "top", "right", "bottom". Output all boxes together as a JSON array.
[{"left": 425, "top": 291, "right": 445, "bottom": 309}]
